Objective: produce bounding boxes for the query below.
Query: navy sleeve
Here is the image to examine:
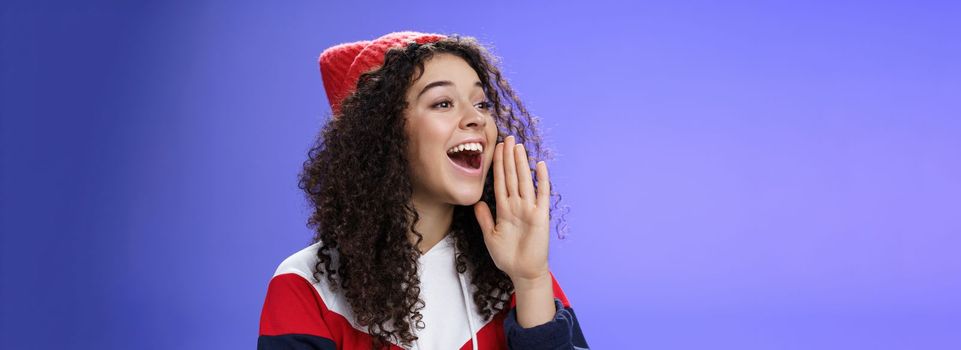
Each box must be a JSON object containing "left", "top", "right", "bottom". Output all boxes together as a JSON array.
[
  {"left": 503, "top": 298, "right": 590, "bottom": 350},
  {"left": 257, "top": 334, "right": 337, "bottom": 350}
]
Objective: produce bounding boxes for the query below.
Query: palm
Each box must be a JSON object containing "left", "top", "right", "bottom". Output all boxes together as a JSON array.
[{"left": 474, "top": 135, "right": 551, "bottom": 281}]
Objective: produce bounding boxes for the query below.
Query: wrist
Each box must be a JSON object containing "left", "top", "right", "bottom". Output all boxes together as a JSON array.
[
  {"left": 510, "top": 271, "right": 552, "bottom": 293},
  {"left": 510, "top": 271, "right": 555, "bottom": 328}
]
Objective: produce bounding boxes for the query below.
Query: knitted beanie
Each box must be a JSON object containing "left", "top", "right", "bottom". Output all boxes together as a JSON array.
[{"left": 319, "top": 31, "right": 447, "bottom": 117}]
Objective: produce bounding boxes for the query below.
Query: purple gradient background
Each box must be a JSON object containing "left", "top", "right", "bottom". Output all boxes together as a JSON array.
[{"left": 2, "top": 1, "right": 960, "bottom": 349}]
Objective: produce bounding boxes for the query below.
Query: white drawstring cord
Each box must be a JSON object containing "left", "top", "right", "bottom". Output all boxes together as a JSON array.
[
  {"left": 412, "top": 274, "right": 477, "bottom": 350},
  {"left": 412, "top": 235, "right": 478, "bottom": 350},
  {"left": 458, "top": 267, "right": 479, "bottom": 350}
]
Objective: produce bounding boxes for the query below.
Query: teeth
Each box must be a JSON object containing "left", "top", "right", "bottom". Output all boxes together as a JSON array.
[{"left": 447, "top": 142, "right": 483, "bottom": 154}]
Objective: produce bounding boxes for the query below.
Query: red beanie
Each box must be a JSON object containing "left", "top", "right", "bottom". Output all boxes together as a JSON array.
[{"left": 319, "top": 31, "right": 447, "bottom": 117}]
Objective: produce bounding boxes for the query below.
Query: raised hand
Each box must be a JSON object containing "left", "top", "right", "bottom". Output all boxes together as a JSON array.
[{"left": 473, "top": 135, "right": 551, "bottom": 285}]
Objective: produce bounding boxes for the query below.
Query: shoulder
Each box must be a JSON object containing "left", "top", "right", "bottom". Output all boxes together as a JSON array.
[
  {"left": 272, "top": 241, "right": 324, "bottom": 280},
  {"left": 260, "top": 241, "right": 363, "bottom": 332},
  {"left": 259, "top": 241, "right": 384, "bottom": 348}
]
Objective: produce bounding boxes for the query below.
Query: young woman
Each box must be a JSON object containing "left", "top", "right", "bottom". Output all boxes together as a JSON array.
[{"left": 257, "top": 31, "right": 589, "bottom": 350}]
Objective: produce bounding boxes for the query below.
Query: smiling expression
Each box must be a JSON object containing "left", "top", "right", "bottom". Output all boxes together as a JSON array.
[{"left": 404, "top": 52, "right": 499, "bottom": 207}]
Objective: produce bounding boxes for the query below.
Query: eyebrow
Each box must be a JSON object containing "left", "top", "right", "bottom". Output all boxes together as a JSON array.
[{"left": 416, "top": 80, "right": 483, "bottom": 99}]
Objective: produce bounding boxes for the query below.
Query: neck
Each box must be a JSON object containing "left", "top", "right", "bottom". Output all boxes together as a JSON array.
[{"left": 409, "top": 195, "right": 454, "bottom": 254}]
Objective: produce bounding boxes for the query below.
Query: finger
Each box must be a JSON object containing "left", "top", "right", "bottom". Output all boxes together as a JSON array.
[
  {"left": 492, "top": 142, "right": 507, "bottom": 208},
  {"left": 503, "top": 135, "right": 519, "bottom": 197},
  {"left": 515, "top": 143, "right": 535, "bottom": 200},
  {"left": 536, "top": 161, "right": 551, "bottom": 210},
  {"left": 473, "top": 201, "right": 495, "bottom": 238}
]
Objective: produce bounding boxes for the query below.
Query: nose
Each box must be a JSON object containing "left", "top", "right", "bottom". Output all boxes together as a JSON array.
[{"left": 459, "top": 101, "right": 488, "bottom": 130}]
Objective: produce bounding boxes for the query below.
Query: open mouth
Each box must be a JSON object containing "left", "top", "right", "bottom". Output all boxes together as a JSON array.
[{"left": 447, "top": 149, "right": 482, "bottom": 170}]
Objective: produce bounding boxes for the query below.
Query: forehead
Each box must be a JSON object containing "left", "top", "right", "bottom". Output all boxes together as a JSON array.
[{"left": 410, "top": 53, "right": 480, "bottom": 89}]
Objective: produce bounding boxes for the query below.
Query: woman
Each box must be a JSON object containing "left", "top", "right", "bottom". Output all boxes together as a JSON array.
[{"left": 258, "top": 31, "right": 589, "bottom": 350}]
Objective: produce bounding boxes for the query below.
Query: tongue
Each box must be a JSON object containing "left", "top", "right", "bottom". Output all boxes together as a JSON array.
[{"left": 450, "top": 152, "right": 476, "bottom": 169}]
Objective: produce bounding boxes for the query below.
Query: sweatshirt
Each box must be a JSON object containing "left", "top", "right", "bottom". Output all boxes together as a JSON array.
[{"left": 257, "top": 234, "right": 589, "bottom": 349}]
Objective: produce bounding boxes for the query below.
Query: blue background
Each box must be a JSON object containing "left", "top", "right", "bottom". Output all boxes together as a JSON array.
[{"left": 2, "top": 0, "right": 959, "bottom": 349}]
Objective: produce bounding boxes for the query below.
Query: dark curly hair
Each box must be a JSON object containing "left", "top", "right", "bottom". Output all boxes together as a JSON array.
[{"left": 297, "top": 34, "right": 568, "bottom": 348}]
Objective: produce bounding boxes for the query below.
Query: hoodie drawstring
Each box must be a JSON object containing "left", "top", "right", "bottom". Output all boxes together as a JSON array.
[
  {"left": 458, "top": 269, "right": 479, "bottom": 350},
  {"left": 411, "top": 235, "right": 478, "bottom": 350}
]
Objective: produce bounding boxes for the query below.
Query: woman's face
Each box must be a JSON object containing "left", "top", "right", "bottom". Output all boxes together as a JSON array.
[{"left": 404, "top": 52, "right": 499, "bottom": 207}]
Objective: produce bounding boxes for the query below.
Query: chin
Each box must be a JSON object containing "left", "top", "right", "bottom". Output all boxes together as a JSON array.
[{"left": 450, "top": 188, "right": 484, "bottom": 206}]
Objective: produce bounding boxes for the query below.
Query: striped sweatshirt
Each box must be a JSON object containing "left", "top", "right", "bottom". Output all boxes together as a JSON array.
[{"left": 257, "top": 234, "right": 589, "bottom": 349}]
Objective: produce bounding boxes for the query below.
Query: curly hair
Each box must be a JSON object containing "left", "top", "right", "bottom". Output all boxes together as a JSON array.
[{"left": 297, "top": 34, "right": 568, "bottom": 348}]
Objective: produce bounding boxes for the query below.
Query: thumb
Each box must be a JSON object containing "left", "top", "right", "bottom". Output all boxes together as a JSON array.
[{"left": 473, "top": 200, "right": 495, "bottom": 238}]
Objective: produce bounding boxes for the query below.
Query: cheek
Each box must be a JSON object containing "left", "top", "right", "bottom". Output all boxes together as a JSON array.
[
  {"left": 487, "top": 125, "right": 499, "bottom": 164},
  {"left": 406, "top": 140, "right": 440, "bottom": 176},
  {"left": 483, "top": 148, "right": 496, "bottom": 170}
]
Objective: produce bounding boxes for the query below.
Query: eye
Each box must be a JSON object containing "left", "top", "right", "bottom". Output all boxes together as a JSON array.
[
  {"left": 476, "top": 101, "right": 493, "bottom": 110},
  {"left": 431, "top": 99, "right": 452, "bottom": 109}
]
